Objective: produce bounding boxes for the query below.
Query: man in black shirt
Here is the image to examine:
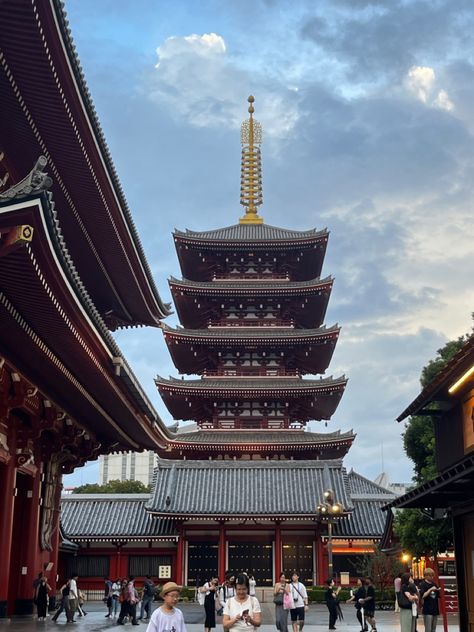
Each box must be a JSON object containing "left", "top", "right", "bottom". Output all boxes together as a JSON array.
[
  {"left": 360, "top": 578, "right": 376, "bottom": 632},
  {"left": 419, "top": 569, "right": 440, "bottom": 632}
]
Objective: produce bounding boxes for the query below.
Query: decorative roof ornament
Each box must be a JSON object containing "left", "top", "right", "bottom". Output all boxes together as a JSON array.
[
  {"left": 0, "top": 156, "right": 52, "bottom": 201},
  {"left": 239, "top": 96, "right": 264, "bottom": 224}
]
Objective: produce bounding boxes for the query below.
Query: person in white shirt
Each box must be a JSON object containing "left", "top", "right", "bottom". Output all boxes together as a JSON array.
[
  {"left": 289, "top": 572, "right": 308, "bottom": 632},
  {"left": 145, "top": 582, "right": 187, "bottom": 632},
  {"left": 68, "top": 574, "right": 79, "bottom": 621},
  {"left": 248, "top": 575, "right": 256, "bottom": 597},
  {"left": 223, "top": 574, "right": 261, "bottom": 632}
]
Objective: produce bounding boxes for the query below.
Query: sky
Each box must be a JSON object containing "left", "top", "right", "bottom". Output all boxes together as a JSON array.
[{"left": 63, "top": 0, "right": 473, "bottom": 488}]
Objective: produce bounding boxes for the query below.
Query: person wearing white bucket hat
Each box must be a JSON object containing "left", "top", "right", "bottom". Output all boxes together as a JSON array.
[{"left": 145, "top": 582, "right": 187, "bottom": 632}]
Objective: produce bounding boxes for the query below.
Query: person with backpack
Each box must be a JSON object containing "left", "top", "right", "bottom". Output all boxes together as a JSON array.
[{"left": 140, "top": 575, "right": 155, "bottom": 621}]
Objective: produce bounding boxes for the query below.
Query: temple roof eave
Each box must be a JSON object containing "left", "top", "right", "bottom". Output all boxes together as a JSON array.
[
  {"left": 169, "top": 275, "right": 333, "bottom": 294},
  {"left": 173, "top": 224, "right": 329, "bottom": 245},
  {"left": 162, "top": 323, "right": 340, "bottom": 343},
  {"left": 155, "top": 375, "right": 348, "bottom": 393}
]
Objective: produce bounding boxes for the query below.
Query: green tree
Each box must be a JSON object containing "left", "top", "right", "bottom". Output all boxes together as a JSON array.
[
  {"left": 394, "top": 319, "right": 473, "bottom": 556},
  {"left": 73, "top": 479, "right": 151, "bottom": 494}
]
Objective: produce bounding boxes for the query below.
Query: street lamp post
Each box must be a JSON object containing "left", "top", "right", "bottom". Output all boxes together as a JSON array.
[{"left": 317, "top": 489, "right": 344, "bottom": 581}]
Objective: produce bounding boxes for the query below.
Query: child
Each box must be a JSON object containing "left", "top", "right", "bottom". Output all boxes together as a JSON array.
[{"left": 145, "top": 582, "right": 187, "bottom": 632}]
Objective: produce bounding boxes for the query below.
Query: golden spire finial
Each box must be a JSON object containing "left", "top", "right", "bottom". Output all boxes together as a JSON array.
[{"left": 239, "top": 95, "right": 263, "bottom": 224}]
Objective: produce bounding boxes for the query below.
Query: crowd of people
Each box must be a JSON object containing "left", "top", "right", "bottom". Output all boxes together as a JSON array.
[{"left": 30, "top": 566, "right": 441, "bottom": 631}]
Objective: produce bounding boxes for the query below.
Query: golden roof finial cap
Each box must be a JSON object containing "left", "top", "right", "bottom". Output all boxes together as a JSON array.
[{"left": 248, "top": 95, "right": 255, "bottom": 113}]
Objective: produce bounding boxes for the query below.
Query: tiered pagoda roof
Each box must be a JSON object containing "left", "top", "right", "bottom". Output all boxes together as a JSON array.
[
  {"left": 156, "top": 375, "right": 346, "bottom": 424},
  {"left": 162, "top": 323, "right": 340, "bottom": 375},
  {"left": 157, "top": 96, "right": 347, "bottom": 447},
  {"left": 173, "top": 224, "right": 329, "bottom": 281}
]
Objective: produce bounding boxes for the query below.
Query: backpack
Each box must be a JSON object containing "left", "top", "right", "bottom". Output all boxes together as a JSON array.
[{"left": 62, "top": 583, "right": 70, "bottom": 598}]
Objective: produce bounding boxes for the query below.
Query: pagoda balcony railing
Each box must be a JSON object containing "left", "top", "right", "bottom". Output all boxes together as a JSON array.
[
  {"left": 200, "top": 419, "right": 302, "bottom": 430},
  {"left": 203, "top": 368, "right": 298, "bottom": 377},
  {"left": 209, "top": 319, "right": 295, "bottom": 328},
  {"left": 212, "top": 273, "right": 290, "bottom": 281}
]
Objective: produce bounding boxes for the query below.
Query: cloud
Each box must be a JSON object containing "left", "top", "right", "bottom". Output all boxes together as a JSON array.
[
  {"left": 406, "top": 65, "right": 436, "bottom": 103},
  {"left": 149, "top": 32, "right": 299, "bottom": 138},
  {"left": 406, "top": 65, "right": 454, "bottom": 111},
  {"left": 300, "top": 0, "right": 474, "bottom": 88}
]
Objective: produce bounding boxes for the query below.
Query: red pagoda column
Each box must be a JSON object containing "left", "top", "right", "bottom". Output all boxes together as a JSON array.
[
  {"left": 0, "top": 457, "right": 16, "bottom": 617},
  {"left": 316, "top": 533, "right": 326, "bottom": 585},
  {"left": 274, "top": 523, "right": 282, "bottom": 581},
  {"left": 218, "top": 522, "right": 226, "bottom": 582}
]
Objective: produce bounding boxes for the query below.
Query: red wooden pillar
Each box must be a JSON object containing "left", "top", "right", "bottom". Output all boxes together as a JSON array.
[
  {"left": 0, "top": 457, "right": 16, "bottom": 617},
  {"left": 274, "top": 523, "right": 282, "bottom": 581},
  {"left": 218, "top": 522, "right": 226, "bottom": 582},
  {"left": 175, "top": 527, "right": 184, "bottom": 585},
  {"left": 18, "top": 467, "right": 42, "bottom": 607}
]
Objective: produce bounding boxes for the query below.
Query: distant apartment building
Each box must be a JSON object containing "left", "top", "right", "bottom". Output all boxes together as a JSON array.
[{"left": 99, "top": 451, "right": 158, "bottom": 486}]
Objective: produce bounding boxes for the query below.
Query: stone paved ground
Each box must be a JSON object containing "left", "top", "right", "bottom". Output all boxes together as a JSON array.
[{"left": 0, "top": 601, "right": 459, "bottom": 632}]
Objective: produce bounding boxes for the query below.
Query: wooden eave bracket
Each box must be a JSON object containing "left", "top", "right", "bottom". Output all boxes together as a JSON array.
[{"left": 0, "top": 224, "right": 34, "bottom": 258}]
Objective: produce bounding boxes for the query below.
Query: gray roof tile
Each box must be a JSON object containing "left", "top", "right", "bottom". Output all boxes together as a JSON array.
[
  {"left": 173, "top": 429, "right": 355, "bottom": 445},
  {"left": 146, "top": 459, "right": 353, "bottom": 516},
  {"left": 174, "top": 224, "right": 327, "bottom": 242},
  {"left": 60, "top": 494, "right": 177, "bottom": 540},
  {"left": 163, "top": 324, "right": 339, "bottom": 342},
  {"left": 169, "top": 276, "right": 332, "bottom": 292}
]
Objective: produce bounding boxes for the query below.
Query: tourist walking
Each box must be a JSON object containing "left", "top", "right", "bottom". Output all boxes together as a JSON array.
[
  {"left": 104, "top": 575, "right": 113, "bottom": 618},
  {"left": 419, "top": 569, "right": 440, "bottom": 632},
  {"left": 347, "top": 578, "right": 368, "bottom": 632},
  {"left": 289, "top": 572, "right": 308, "bottom": 632},
  {"left": 394, "top": 574, "right": 402, "bottom": 613},
  {"left": 145, "top": 582, "right": 187, "bottom": 632},
  {"left": 223, "top": 573, "right": 261, "bottom": 632},
  {"left": 117, "top": 576, "right": 140, "bottom": 625},
  {"left": 68, "top": 573, "right": 79, "bottom": 620},
  {"left": 140, "top": 575, "right": 155, "bottom": 621},
  {"left": 111, "top": 578, "right": 122, "bottom": 618},
  {"left": 34, "top": 575, "right": 51, "bottom": 621},
  {"left": 249, "top": 574, "right": 256, "bottom": 597},
  {"left": 218, "top": 573, "right": 236, "bottom": 613},
  {"left": 51, "top": 579, "right": 74, "bottom": 623},
  {"left": 397, "top": 572, "right": 419, "bottom": 632},
  {"left": 203, "top": 578, "right": 219, "bottom": 632},
  {"left": 274, "top": 572, "right": 289, "bottom": 632},
  {"left": 324, "top": 579, "right": 340, "bottom": 631},
  {"left": 360, "top": 577, "right": 376, "bottom": 631}
]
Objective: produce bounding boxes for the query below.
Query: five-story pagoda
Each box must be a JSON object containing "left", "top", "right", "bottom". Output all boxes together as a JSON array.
[
  {"left": 157, "top": 96, "right": 347, "bottom": 440},
  {"left": 147, "top": 98, "right": 381, "bottom": 588}
]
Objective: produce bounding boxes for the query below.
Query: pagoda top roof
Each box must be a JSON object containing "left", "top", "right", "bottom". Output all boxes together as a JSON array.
[
  {"left": 171, "top": 428, "right": 355, "bottom": 446},
  {"left": 169, "top": 275, "right": 332, "bottom": 292},
  {"left": 174, "top": 223, "right": 328, "bottom": 244},
  {"left": 162, "top": 323, "right": 339, "bottom": 341},
  {"left": 156, "top": 375, "right": 347, "bottom": 392}
]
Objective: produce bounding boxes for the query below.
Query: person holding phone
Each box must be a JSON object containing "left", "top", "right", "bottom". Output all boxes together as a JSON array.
[
  {"left": 274, "top": 573, "right": 290, "bottom": 632},
  {"left": 419, "top": 569, "right": 440, "bottom": 632},
  {"left": 223, "top": 574, "right": 261, "bottom": 632}
]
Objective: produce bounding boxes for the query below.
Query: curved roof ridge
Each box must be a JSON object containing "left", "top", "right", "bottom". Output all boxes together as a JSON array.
[
  {"left": 169, "top": 275, "right": 333, "bottom": 288},
  {"left": 162, "top": 323, "right": 340, "bottom": 338},
  {"left": 173, "top": 223, "right": 328, "bottom": 242}
]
